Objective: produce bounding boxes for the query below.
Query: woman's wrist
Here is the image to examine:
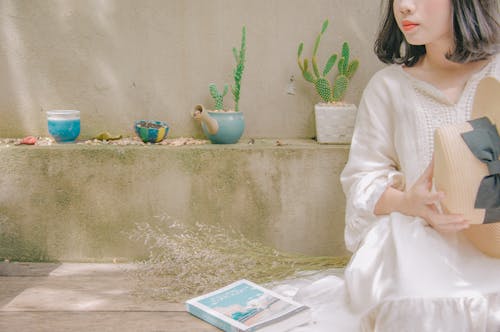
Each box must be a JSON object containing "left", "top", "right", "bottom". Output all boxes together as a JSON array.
[
  {"left": 374, "top": 186, "right": 408, "bottom": 216},
  {"left": 398, "top": 190, "right": 414, "bottom": 217}
]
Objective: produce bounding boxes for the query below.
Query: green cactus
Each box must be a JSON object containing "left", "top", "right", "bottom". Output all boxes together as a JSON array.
[
  {"left": 315, "top": 78, "right": 332, "bottom": 102},
  {"left": 232, "top": 26, "right": 246, "bottom": 112},
  {"left": 298, "top": 19, "right": 359, "bottom": 103},
  {"left": 209, "top": 83, "right": 228, "bottom": 110},
  {"left": 208, "top": 26, "right": 246, "bottom": 112},
  {"left": 333, "top": 75, "right": 349, "bottom": 101}
]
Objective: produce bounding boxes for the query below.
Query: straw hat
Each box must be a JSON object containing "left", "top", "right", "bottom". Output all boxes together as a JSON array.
[{"left": 434, "top": 76, "right": 500, "bottom": 257}]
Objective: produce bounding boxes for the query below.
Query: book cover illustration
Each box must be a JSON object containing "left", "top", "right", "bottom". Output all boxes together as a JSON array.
[{"left": 187, "top": 279, "right": 309, "bottom": 331}]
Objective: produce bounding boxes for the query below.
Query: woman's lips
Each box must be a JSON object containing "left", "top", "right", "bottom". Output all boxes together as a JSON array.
[{"left": 402, "top": 20, "right": 419, "bottom": 31}]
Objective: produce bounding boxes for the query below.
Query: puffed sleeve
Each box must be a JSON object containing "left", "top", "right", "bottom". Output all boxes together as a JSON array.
[{"left": 340, "top": 69, "right": 405, "bottom": 252}]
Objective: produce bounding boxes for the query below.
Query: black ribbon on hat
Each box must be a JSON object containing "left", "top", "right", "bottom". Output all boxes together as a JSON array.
[{"left": 461, "top": 117, "right": 500, "bottom": 223}]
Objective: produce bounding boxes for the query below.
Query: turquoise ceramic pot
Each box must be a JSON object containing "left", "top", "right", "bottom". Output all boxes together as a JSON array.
[
  {"left": 47, "top": 110, "right": 81, "bottom": 143},
  {"left": 201, "top": 111, "right": 245, "bottom": 144}
]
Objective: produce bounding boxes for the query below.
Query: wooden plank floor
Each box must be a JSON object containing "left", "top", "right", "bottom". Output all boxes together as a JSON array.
[{"left": 0, "top": 262, "right": 219, "bottom": 331}]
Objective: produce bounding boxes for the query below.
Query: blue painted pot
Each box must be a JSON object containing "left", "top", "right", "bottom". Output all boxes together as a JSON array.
[{"left": 201, "top": 111, "right": 245, "bottom": 144}]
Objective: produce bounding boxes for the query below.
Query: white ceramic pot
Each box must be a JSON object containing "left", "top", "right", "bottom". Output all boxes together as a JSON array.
[{"left": 314, "top": 103, "right": 357, "bottom": 144}]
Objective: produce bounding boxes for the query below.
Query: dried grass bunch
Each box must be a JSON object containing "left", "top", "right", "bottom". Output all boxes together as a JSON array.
[{"left": 129, "top": 215, "right": 349, "bottom": 301}]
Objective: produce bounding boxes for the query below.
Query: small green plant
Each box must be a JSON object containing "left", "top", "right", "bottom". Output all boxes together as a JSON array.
[
  {"left": 209, "top": 83, "right": 228, "bottom": 110},
  {"left": 209, "top": 26, "right": 246, "bottom": 111},
  {"left": 298, "top": 19, "right": 359, "bottom": 103}
]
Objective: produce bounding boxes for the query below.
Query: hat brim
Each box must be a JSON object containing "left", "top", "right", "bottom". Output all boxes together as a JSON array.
[
  {"left": 472, "top": 76, "right": 500, "bottom": 125},
  {"left": 434, "top": 76, "right": 500, "bottom": 257}
]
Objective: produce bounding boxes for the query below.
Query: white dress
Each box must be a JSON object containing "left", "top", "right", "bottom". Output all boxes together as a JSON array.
[{"left": 279, "top": 54, "right": 500, "bottom": 332}]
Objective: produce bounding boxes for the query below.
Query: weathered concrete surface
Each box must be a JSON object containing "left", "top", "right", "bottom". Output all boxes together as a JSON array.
[
  {"left": 0, "top": 140, "right": 350, "bottom": 261},
  {"left": 0, "top": 0, "right": 385, "bottom": 139},
  {"left": 0, "top": 262, "right": 219, "bottom": 331}
]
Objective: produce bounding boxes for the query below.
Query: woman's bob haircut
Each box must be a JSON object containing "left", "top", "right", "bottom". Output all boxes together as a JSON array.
[{"left": 374, "top": 0, "right": 499, "bottom": 66}]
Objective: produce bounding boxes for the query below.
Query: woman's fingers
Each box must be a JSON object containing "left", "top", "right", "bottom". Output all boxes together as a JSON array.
[
  {"left": 431, "top": 211, "right": 466, "bottom": 224},
  {"left": 426, "top": 210, "right": 469, "bottom": 232},
  {"left": 413, "top": 159, "right": 435, "bottom": 193},
  {"left": 423, "top": 191, "right": 445, "bottom": 205},
  {"left": 411, "top": 158, "right": 467, "bottom": 234},
  {"left": 423, "top": 158, "right": 434, "bottom": 179},
  {"left": 434, "top": 221, "right": 470, "bottom": 233}
]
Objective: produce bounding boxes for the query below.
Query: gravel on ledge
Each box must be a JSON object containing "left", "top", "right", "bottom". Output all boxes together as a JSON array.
[{"left": 0, "top": 137, "right": 209, "bottom": 147}]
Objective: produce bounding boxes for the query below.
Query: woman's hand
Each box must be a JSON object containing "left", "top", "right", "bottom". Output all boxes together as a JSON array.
[
  {"left": 374, "top": 159, "right": 469, "bottom": 232},
  {"left": 401, "top": 159, "right": 469, "bottom": 233}
]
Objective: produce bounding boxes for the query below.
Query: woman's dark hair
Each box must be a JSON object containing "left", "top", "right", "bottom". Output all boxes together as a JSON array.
[{"left": 374, "top": 0, "right": 499, "bottom": 66}]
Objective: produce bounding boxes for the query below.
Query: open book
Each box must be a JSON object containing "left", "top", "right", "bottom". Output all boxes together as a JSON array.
[{"left": 186, "top": 279, "right": 310, "bottom": 331}]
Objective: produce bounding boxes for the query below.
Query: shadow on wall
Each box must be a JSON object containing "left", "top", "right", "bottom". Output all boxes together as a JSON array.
[{"left": 1, "top": 0, "right": 140, "bottom": 138}]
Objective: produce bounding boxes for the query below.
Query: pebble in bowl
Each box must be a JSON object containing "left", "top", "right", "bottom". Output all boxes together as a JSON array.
[{"left": 134, "top": 120, "right": 169, "bottom": 143}]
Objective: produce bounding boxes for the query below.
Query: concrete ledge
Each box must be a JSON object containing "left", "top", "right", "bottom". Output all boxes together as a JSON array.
[{"left": 0, "top": 139, "right": 350, "bottom": 261}]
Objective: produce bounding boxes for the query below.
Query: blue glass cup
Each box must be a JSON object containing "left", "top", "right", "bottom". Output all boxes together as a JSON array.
[{"left": 47, "top": 110, "right": 81, "bottom": 143}]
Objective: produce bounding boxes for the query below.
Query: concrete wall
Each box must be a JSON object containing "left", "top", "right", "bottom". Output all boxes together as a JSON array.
[
  {"left": 0, "top": 141, "right": 350, "bottom": 261},
  {"left": 0, "top": 0, "right": 385, "bottom": 139}
]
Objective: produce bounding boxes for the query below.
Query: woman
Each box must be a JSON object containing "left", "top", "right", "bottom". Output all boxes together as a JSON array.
[{"left": 286, "top": 0, "right": 500, "bottom": 330}]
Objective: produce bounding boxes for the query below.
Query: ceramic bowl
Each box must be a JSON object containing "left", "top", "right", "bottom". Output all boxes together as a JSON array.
[
  {"left": 134, "top": 120, "right": 169, "bottom": 143},
  {"left": 47, "top": 110, "right": 81, "bottom": 143}
]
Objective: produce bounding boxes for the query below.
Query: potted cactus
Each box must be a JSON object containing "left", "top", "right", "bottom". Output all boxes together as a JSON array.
[
  {"left": 194, "top": 26, "right": 246, "bottom": 144},
  {"left": 298, "top": 19, "right": 359, "bottom": 144}
]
